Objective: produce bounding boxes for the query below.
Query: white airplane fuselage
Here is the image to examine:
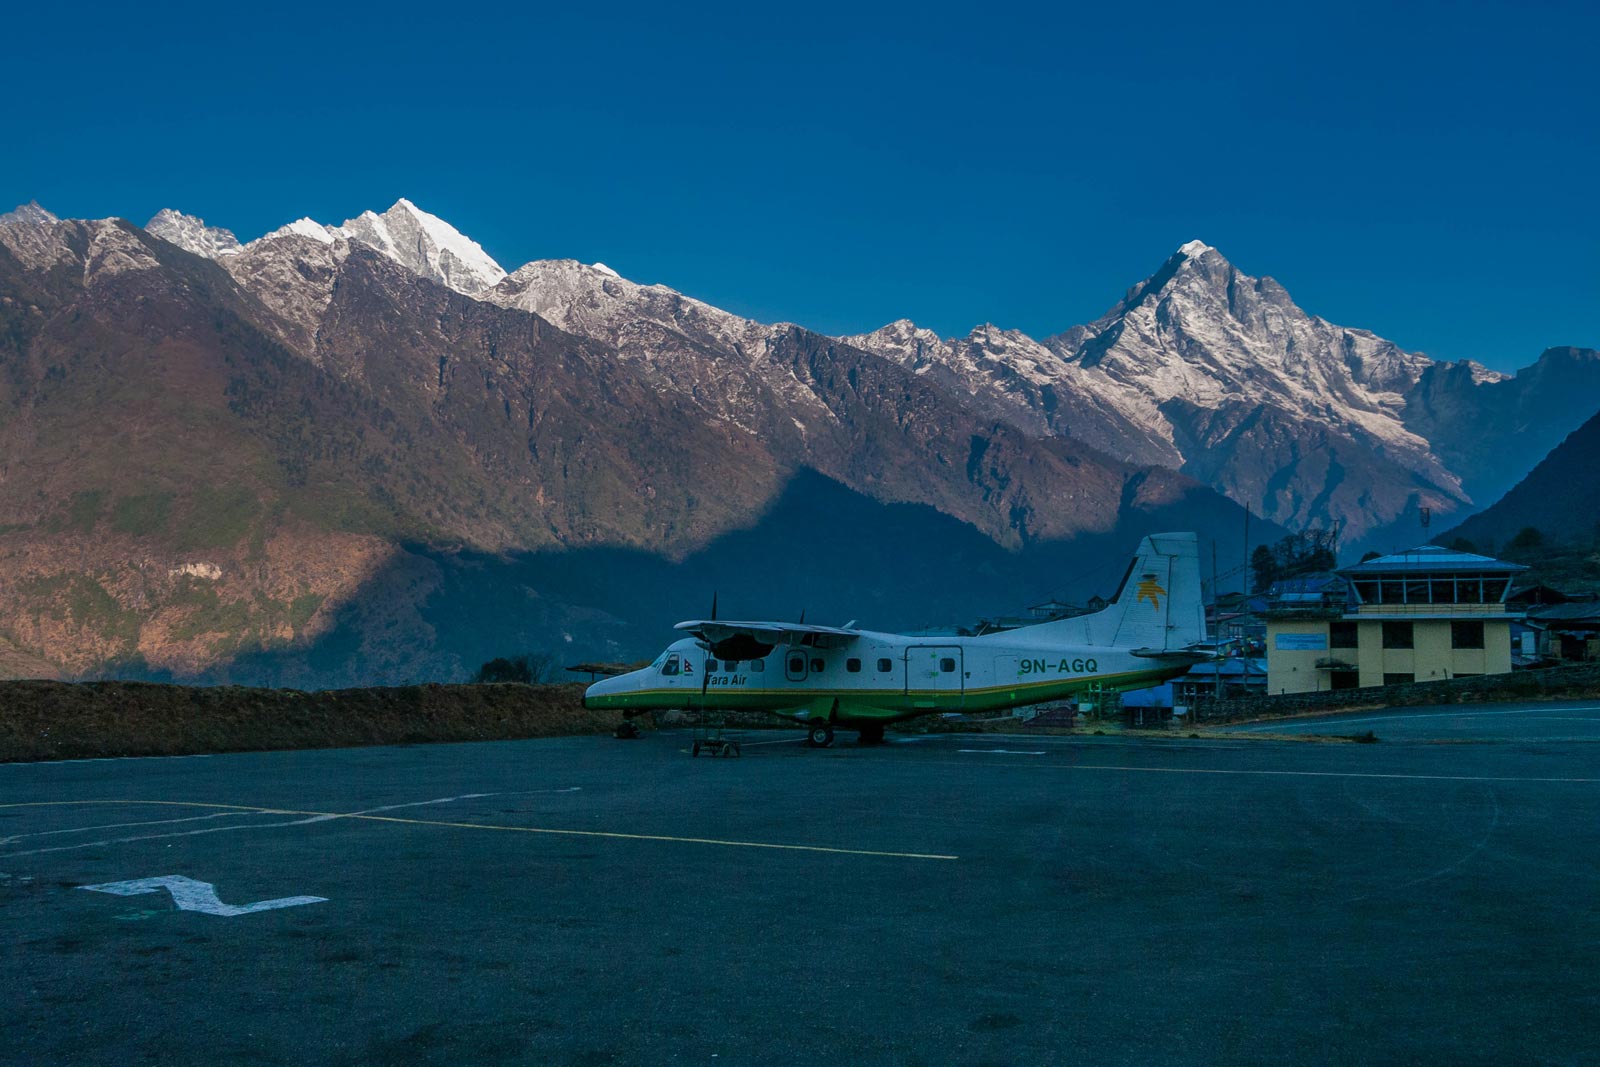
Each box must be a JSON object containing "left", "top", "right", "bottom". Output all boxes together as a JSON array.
[{"left": 583, "top": 532, "right": 1210, "bottom": 737}]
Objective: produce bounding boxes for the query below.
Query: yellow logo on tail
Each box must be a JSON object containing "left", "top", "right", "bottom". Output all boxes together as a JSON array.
[{"left": 1135, "top": 575, "right": 1166, "bottom": 611}]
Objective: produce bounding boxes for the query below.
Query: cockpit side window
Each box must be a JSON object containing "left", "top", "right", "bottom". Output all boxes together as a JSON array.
[{"left": 661, "top": 654, "right": 681, "bottom": 677}]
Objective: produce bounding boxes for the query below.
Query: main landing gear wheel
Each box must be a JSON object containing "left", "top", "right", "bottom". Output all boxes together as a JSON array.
[
  {"left": 807, "top": 723, "right": 835, "bottom": 748},
  {"left": 857, "top": 723, "right": 885, "bottom": 746}
]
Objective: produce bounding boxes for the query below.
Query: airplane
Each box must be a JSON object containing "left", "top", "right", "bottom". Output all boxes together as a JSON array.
[{"left": 583, "top": 532, "right": 1211, "bottom": 746}]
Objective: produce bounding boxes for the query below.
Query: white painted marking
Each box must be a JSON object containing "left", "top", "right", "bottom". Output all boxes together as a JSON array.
[
  {"left": 958, "top": 749, "right": 1047, "bottom": 756},
  {"left": 79, "top": 876, "right": 326, "bottom": 916},
  {"left": 0, "top": 810, "right": 260, "bottom": 846},
  {"left": 2, "top": 793, "right": 504, "bottom": 859},
  {"left": 920, "top": 759, "right": 1600, "bottom": 784},
  {"left": 1231, "top": 706, "right": 1600, "bottom": 732},
  {"left": 0, "top": 754, "right": 214, "bottom": 767}
]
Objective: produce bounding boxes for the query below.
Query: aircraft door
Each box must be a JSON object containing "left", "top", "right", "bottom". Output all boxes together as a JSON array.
[
  {"left": 905, "top": 645, "right": 964, "bottom": 708},
  {"left": 784, "top": 647, "right": 809, "bottom": 682}
]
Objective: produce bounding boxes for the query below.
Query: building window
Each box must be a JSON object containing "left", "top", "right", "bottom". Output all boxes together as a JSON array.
[
  {"left": 939, "top": 657, "right": 956, "bottom": 673},
  {"left": 1331, "top": 671, "right": 1360, "bottom": 690},
  {"left": 877, "top": 658, "right": 893, "bottom": 672},
  {"left": 1383, "top": 673, "right": 1415, "bottom": 686},
  {"left": 1330, "top": 621, "right": 1359, "bottom": 648},
  {"left": 1451, "top": 621, "right": 1485, "bottom": 649},
  {"left": 1382, "top": 621, "right": 1414, "bottom": 649},
  {"left": 846, "top": 658, "right": 861, "bottom": 673},
  {"left": 811, "top": 658, "right": 824, "bottom": 673}
]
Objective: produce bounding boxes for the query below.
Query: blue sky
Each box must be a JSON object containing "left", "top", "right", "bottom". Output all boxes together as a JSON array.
[{"left": 4, "top": 0, "right": 1595, "bottom": 372}]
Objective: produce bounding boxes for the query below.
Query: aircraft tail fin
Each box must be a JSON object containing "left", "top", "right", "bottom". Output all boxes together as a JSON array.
[
  {"left": 1011, "top": 532, "right": 1207, "bottom": 650},
  {"left": 1093, "top": 531, "right": 1206, "bottom": 650}
]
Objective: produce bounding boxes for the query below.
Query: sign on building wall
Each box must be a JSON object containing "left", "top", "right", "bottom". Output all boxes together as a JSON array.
[{"left": 1275, "top": 633, "right": 1328, "bottom": 651}]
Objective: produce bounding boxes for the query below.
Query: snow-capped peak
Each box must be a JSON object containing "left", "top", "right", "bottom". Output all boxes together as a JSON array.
[
  {"left": 145, "top": 209, "right": 244, "bottom": 258},
  {"left": 1, "top": 201, "right": 59, "bottom": 228},
  {"left": 1177, "top": 239, "right": 1213, "bottom": 257},
  {"left": 332, "top": 199, "right": 506, "bottom": 296},
  {"left": 257, "top": 217, "right": 337, "bottom": 244},
  {"left": 590, "top": 262, "right": 620, "bottom": 278}
]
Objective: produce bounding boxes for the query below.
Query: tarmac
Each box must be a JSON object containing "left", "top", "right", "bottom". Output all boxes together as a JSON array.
[{"left": 5, "top": 701, "right": 1600, "bottom": 1066}]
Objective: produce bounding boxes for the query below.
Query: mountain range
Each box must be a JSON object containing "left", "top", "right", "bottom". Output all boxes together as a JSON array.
[
  {"left": 1442, "top": 406, "right": 1600, "bottom": 550},
  {"left": 0, "top": 198, "right": 1594, "bottom": 684}
]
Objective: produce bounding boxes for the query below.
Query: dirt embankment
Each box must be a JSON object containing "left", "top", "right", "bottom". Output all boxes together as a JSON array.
[{"left": 0, "top": 680, "right": 619, "bottom": 762}]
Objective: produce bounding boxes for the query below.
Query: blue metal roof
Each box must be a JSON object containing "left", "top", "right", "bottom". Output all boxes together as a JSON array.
[{"left": 1339, "top": 544, "right": 1525, "bottom": 576}]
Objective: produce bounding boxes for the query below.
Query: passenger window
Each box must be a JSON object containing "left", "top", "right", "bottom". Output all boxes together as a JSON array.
[
  {"left": 723, "top": 660, "right": 739, "bottom": 672},
  {"left": 939, "top": 657, "right": 956, "bottom": 673},
  {"left": 749, "top": 659, "right": 765, "bottom": 672},
  {"left": 846, "top": 658, "right": 861, "bottom": 673},
  {"left": 811, "top": 658, "right": 824, "bottom": 673},
  {"left": 788, "top": 654, "right": 805, "bottom": 674},
  {"left": 877, "top": 658, "right": 892, "bottom": 672},
  {"left": 661, "top": 654, "right": 681, "bottom": 677}
]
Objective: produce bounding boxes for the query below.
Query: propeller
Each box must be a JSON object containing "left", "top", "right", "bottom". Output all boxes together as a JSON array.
[{"left": 701, "top": 591, "right": 718, "bottom": 707}]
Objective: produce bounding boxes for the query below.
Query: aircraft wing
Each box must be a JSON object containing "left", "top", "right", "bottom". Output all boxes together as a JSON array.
[{"left": 674, "top": 619, "right": 862, "bottom": 648}]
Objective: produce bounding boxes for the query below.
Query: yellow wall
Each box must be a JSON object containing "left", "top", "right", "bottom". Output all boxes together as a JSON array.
[
  {"left": 1270, "top": 616, "right": 1515, "bottom": 693},
  {"left": 1266, "top": 620, "right": 1332, "bottom": 695}
]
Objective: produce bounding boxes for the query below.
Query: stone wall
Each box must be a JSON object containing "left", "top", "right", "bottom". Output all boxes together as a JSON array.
[{"left": 1191, "top": 663, "right": 1600, "bottom": 724}]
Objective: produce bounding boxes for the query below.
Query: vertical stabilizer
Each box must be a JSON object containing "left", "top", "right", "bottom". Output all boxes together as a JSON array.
[{"left": 1009, "top": 532, "right": 1207, "bottom": 650}]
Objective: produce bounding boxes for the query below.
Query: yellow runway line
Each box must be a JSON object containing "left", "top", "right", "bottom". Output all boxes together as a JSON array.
[{"left": 0, "top": 800, "right": 958, "bottom": 861}]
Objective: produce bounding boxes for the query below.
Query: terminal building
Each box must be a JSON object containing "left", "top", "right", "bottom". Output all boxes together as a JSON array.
[{"left": 1266, "top": 546, "right": 1526, "bottom": 695}]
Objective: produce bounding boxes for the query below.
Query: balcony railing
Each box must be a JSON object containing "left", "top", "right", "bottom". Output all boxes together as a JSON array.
[{"left": 1351, "top": 604, "right": 1512, "bottom": 617}]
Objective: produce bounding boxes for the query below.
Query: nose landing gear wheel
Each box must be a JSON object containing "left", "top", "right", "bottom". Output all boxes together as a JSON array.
[{"left": 807, "top": 723, "right": 835, "bottom": 748}]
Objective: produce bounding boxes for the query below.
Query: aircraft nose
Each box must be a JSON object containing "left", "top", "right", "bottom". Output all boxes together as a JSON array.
[{"left": 584, "top": 672, "right": 625, "bottom": 710}]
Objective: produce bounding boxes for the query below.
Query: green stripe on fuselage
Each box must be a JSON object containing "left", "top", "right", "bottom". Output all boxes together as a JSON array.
[{"left": 586, "top": 666, "right": 1182, "bottom": 724}]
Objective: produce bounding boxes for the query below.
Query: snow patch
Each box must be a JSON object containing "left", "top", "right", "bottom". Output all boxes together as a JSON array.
[
  {"left": 170, "top": 562, "right": 223, "bottom": 581},
  {"left": 329, "top": 199, "right": 506, "bottom": 295},
  {"left": 590, "top": 262, "right": 620, "bottom": 278},
  {"left": 258, "top": 218, "right": 337, "bottom": 244}
]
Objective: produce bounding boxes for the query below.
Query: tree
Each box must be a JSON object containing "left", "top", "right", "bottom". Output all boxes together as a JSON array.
[
  {"left": 1360, "top": 550, "right": 1383, "bottom": 563},
  {"left": 474, "top": 652, "right": 556, "bottom": 684},
  {"left": 1507, "top": 527, "right": 1544, "bottom": 551},
  {"left": 1251, "top": 545, "right": 1278, "bottom": 593},
  {"left": 1254, "top": 528, "right": 1339, "bottom": 591},
  {"left": 1446, "top": 538, "right": 1477, "bottom": 554}
]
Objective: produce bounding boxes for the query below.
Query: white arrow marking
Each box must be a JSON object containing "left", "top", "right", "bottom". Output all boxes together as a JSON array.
[{"left": 79, "top": 876, "right": 326, "bottom": 916}]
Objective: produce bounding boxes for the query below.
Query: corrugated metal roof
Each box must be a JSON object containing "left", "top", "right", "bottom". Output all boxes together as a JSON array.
[
  {"left": 1340, "top": 544, "right": 1526, "bottom": 575},
  {"left": 1528, "top": 603, "right": 1600, "bottom": 623}
]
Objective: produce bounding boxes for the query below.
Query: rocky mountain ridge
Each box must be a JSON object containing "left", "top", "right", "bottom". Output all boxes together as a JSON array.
[
  {"left": 0, "top": 200, "right": 1269, "bottom": 684},
  {"left": 156, "top": 197, "right": 1588, "bottom": 545}
]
